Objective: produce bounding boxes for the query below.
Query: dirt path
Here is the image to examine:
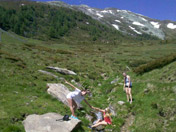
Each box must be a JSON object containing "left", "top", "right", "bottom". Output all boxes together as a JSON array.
[{"left": 121, "top": 114, "right": 135, "bottom": 132}]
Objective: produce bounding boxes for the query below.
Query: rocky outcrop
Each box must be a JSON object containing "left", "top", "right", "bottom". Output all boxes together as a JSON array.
[
  {"left": 111, "top": 76, "right": 119, "bottom": 84},
  {"left": 47, "top": 83, "right": 82, "bottom": 108},
  {"left": 47, "top": 83, "right": 70, "bottom": 106},
  {"left": 23, "top": 113, "right": 81, "bottom": 132},
  {"left": 47, "top": 66, "right": 77, "bottom": 75},
  {"left": 38, "top": 70, "right": 58, "bottom": 78}
]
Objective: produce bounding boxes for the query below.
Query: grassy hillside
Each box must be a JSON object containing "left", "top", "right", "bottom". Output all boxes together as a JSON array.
[{"left": 0, "top": 29, "right": 176, "bottom": 132}]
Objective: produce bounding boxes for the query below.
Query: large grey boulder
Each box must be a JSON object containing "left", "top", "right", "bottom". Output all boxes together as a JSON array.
[
  {"left": 23, "top": 113, "right": 81, "bottom": 132},
  {"left": 47, "top": 83, "right": 70, "bottom": 106},
  {"left": 47, "top": 66, "right": 77, "bottom": 75},
  {"left": 47, "top": 83, "right": 82, "bottom": 108}
]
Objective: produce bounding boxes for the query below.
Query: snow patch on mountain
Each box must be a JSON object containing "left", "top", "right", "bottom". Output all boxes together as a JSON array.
[
  {"left": 96, "top": 12, "right": 103, "bottom": 18},
  {"left": 150, "top": 22, "right": 160, "bottom": 28},
  {"left": 141, "top": 17, "right": 147, "bottom": 22},
  {"left": 129, "top": 26, "right": 142, "bottom": 34},
  {"left": 109, "top": 10, "right": 114, "bottom": 14},
  {"left": 167, "top": 23, "right": 176, "bottom": 29},
  {"left": 112, "top": 24, "right": 119, "bottom": 30},
  {"left": 101, "top": 10, "right": 114, "bottom": 15},
  {"left": 47, "top": 1, "right": 170, "bottom": 40},
  {"left": 101, "top": 10, "right": 108, "bottom": 13},
  {"left": 88, "top": 9, "right": 94, "bottom": 13},
  {"left": 132, "top": 22, "right": 145, "bottom": 27},
  {"left": 121, "top": 10, "right": 128, "bottom": 13},
  {"left": 115, "top": 20, "right": 121, "bottom": 23}
]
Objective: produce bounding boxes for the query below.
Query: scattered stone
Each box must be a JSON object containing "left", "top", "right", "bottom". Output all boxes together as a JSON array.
[
  {"left": 71, "top": 80, "right": 75, "bottom": 83},
  {"left": 47, "top": 83, "right": 70, "bottom": 107},
  {"left": 47, "top": 66, "right": 77, "bottom": 75},
  {"left": 172, "top": 86, "right": 176, "bottom": 94},
  {"left": 111, "top": 76, "right": 119, "bottom": 84},
  {"left": 144, "top": 89, "right": 149, "bottom": 94},
  {"left": 23, "top": 113, "right": 81, "bottom": 132},
  {"left": 118, "top": 83, "right": 123, "bottom": 85},
  {"left": 101, "top": 73, "right": 108, "bottom": 80},
  {"left": 109, "top": 105, "right": 116, "bottom": 116},
  {"left": 118, "top": 101, "right": 125, "bottom": 105},
  {"left": 126, "top": 66, "right": 131, "bottom": 71},
  {"left": 107, "top": 97, "right": 111, "bottom": 101},
  {"left": 98, "top": 83, "right": 102, "bottom": 86},
  {"left": 38, "top": 70, "right": 58, "bottom": 78},
  {"left": 13, "top": 91, "right": 19, "bottom": 94},
  {"left": 85, "top": 114, "right": 93, "bottom": 122}
]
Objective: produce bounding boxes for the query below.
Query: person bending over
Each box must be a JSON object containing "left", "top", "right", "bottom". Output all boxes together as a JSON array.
[{"left": 65, "top": 80, "right": 92, "bottom": 119}]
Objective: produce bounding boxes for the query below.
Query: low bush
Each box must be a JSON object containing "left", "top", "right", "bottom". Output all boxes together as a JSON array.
[{"left": 134, "top": 53, "right": 176, "bottom": 74}]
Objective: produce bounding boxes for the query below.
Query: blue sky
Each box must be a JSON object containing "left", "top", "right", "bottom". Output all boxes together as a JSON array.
[{"left": 37, "top": 0, "right": 176, "bottom": 21}]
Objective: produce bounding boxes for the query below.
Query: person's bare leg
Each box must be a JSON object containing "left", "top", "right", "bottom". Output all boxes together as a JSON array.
[
  {"left": 95, "top": 119, "right": 101, "bottom": 124},
  {"left": 72, "top": 99, "right": 77, "bottom": 112},
  {"left": 67, "top": 98, "right": 75, "bottom": 116},
  {"left": 91, "top": 121, "right": 107, "bottom": 128},
  {"left": 129, "top": 88, "right": 132, "bottom": 104},
  {"left": 126, "top": 88, "right": 129, "bottom": 102}
]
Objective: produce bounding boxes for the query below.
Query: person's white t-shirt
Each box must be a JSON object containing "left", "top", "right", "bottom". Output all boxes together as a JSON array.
[{"left": 67, "top": 88, "right": 85, "bottom": 104}]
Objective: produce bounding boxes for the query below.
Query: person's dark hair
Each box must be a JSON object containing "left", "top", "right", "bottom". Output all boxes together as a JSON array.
[{"left": 82, "top": 88, "right": 89, "bottom": 92}]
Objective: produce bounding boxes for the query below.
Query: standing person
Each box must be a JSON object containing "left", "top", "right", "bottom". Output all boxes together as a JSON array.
[
  {"left": 65, "top": 80, "right": 92, "bottom": 119},
  {"left": 89, "top": 107, "right": 112, "bottom": 129},
  {"left": 123, "top": 72, "right": 133, "bottom": 104}
]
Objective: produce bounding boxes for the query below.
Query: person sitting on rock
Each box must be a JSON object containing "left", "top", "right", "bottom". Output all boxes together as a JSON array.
[
  {"left": 89, "top": 107, "right": 112, "bottom": 128},
  {"left": 65, "top": 80, "right": 92, "bottom": 120}
]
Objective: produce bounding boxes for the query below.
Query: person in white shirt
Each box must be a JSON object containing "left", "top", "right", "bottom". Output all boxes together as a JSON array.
[
  {"left": 123, "top": 72, "right": 133, "bottom": 104},
  {"left": 65, "top": 80, "right": 92, "bottom": 119}
]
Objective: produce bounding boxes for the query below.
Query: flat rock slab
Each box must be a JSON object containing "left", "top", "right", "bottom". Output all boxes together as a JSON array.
[
  {"left": 23, "top": 113, "right": 81, "bottom": 132},
  {"left": 38, "top": 70, "right": 58, "bottom": 78},
  {"left": 47, "top": 83, "right": 70, "bottom": 107},
  {"left": 47, "top": 66, "right": 77, "bottom": 75}
]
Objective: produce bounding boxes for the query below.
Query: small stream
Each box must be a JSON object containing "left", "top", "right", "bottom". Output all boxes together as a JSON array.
[{"left": 121, "top": 114, "right": 135, "bottom": 132}]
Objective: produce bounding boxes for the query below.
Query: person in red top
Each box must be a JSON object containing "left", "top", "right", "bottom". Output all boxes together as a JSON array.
[{"left": 90, "top": 106, "right": 112, "bottom": 128}]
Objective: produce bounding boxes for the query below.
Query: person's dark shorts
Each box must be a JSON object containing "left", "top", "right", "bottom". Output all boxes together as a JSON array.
[{"left": 125, "top": 85, "right": 132, "bottom": 88}]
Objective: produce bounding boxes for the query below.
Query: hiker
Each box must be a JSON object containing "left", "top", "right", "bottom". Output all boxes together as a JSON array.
[
  {"left": 65, "top": 80, "right": 92, "bottom": 119},
  {"left": 89, "top": 107, "right": 112, "bottom": 128},
  {"left": 123, "top": 72, "right": 133, "bottom": 104}
]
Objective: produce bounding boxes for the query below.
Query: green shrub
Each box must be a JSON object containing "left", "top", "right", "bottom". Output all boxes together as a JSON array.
[{"left": 134, "top": 53, "right": 176, "bottom": 74}]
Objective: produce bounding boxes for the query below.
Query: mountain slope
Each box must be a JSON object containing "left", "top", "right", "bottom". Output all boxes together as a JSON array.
[
  {"left": 0, "top": 0, "right": 127, "bottom": 42},
  {"left": 47, "top": 1, "right": 176, "bottom": 40}
]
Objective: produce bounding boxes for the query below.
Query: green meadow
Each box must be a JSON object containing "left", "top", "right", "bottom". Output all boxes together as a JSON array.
[{"left": 0, "top": 30, "right": 176, "bottom": 132}]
